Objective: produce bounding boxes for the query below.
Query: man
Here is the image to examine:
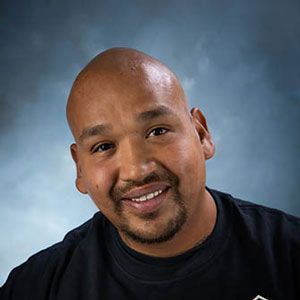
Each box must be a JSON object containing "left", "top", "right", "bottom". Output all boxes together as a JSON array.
[{"left": 1, "top": 48, "right": 299, "bottom": 299}]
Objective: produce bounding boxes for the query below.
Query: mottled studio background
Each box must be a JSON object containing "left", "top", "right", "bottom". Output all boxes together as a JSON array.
[{"left": 1, "top": 0, "right": 299, "bottom": 285}]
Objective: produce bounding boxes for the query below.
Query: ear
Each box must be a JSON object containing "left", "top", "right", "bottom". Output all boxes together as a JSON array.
[
  {"left": 190, "top": 107, "right": 215, "bottom": 160},
  {"left": 70, "top": 143, "right": 88, "bottom": 194}
]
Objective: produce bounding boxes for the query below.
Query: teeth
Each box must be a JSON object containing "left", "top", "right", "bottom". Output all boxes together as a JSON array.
[{"left": 131, "top": 189, "right": 163, "bottom": 202}]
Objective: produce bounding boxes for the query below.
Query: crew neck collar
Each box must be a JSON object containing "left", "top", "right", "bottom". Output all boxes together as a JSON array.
[{"left": 106, "top": 188, "right": 233, "bottom": 282}]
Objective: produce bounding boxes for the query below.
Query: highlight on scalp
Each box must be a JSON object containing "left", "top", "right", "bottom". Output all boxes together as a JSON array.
[{"left": 66, "top": 47, "right": 189, "bottom": 138}]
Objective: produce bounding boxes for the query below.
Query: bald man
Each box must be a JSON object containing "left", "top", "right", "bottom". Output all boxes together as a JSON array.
[{"left": 1, "top": 48, "right": 300, "bottom": 300}]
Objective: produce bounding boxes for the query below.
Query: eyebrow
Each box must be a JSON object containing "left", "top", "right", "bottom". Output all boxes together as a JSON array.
[
  {"left": 79, "top": 105, "right": 175, "bottom": 143},
  {"left": 79, "top": 124, "right": 112, "bottom": 143}
]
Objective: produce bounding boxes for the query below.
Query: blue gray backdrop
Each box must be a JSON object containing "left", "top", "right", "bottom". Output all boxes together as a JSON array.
[{"left": 1, "top": 0, "right": 299, "bottom": 285}]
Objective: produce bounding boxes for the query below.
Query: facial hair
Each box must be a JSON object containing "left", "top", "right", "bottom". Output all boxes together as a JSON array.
[{"left": 110, "top": 167, "right": 188, "bottom": 244}]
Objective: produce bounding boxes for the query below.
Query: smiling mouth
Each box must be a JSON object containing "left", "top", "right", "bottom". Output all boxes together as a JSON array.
[
  {"left": 121, "top": 185, "right": 170, "bottom": 214},
  {"left": 131, "top": 189, "right": 164, "bottom": 202}
]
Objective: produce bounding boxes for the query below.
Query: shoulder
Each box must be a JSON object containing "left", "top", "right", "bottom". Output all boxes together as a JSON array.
[
  {"left": 211, "top": 188, "right": 300, "bottom": 226},
  {"left": 211, "top": 188, "right": 300, "bottom": 249},
  {"left": 0, "top": 212, "right": 105, "bottom": 299},
  {"left": 232, "top": 191, "right": 300, "bottom": 235}
]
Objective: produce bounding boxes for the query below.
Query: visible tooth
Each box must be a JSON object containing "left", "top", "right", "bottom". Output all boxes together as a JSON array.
[
  {"left": 146, "top": 193, "right": 155, "bottom": 200},
  {"left": 131, "top": 189, "right": 164, "bottom": 202},
  {"left": 155, "top": 190, "right": 163, "bottom": 196}
]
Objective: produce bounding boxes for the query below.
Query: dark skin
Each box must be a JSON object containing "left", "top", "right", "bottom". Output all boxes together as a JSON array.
[{"left": 67, "top": 48, "right": 216, "bottom": 257}]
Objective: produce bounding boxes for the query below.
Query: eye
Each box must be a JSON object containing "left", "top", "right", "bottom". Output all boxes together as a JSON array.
[
  {"left": 147, "top": 127, "right": 169, "bottom": 138},
  {"left": 92, "top": 142, "right": 115, "bottom": 153}
]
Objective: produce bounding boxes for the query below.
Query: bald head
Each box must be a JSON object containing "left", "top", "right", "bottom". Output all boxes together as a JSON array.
[{"left": 66, "top": 47, "right": 189, "bottom": 140}]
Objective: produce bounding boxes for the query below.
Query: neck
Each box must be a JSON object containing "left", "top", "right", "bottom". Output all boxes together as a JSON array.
[{"left": 118, "top": 189, "right": 217, "bottom": 257}]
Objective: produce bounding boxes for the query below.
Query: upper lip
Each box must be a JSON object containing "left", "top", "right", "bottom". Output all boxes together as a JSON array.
[{"left": 121, "top": 182, "right": 170, "bottom": 200}]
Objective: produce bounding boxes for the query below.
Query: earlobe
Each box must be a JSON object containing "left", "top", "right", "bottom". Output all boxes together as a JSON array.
[
  {"left": 70, "top": 144, "right": 88, "bottom": 194},
  {"left": 75, "top": 178, "right": 88, "bottom": 195},
  {"left": 202, "top": 136, "right": 215, "bottom": 160},
  {"left": 190, "top": 107, "right": 215, "bottom": 160}
]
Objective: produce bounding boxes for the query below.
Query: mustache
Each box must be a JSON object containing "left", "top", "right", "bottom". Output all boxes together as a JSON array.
[{"left": 110, "top": 169, "right": 179, "bottom": 201}]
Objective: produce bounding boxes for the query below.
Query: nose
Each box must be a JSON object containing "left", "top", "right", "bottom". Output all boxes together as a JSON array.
[{"left": 117, "top": 137, "right": 156, "bottom": 183}]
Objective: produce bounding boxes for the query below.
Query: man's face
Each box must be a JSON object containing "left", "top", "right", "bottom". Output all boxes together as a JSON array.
[{"left": 70, "top": 64, "right": 213, "bottom": 245}]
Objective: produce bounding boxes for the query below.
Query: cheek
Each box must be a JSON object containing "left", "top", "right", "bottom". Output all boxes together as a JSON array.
[
  {"left": 81, "top": 161, "right": 114, "bottom": 206},
  {"left": 163, "top": 137, "right": 205, "bottom": 175},
  {"left": 161, "top": 137, "right": 206, "bottom": 196}
]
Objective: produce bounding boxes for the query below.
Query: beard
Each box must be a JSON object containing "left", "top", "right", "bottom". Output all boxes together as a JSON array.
[{"left": 109, "top": 167, "right": 188, "bottom": 245}]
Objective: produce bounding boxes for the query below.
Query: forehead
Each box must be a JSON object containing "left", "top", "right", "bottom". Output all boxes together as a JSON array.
[{"left": 69, "top": 64, "right": 187, "bottom": 138}]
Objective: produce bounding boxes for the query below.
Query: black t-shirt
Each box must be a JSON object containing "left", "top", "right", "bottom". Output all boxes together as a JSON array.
[{"left": 1, "top": 188, "right": 300, "bottom": 299}]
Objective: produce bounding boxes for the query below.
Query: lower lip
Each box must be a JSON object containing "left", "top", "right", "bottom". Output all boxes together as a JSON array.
[{"left": 122, "top": 188, "right": 170, "bottom": 214}]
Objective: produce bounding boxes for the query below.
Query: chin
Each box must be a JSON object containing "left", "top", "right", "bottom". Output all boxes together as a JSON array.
[{"left": 119, "top": 208, "right": 187, "bottom": 245}]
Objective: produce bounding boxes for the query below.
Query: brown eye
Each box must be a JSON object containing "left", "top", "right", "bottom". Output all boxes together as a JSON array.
[
  {"left": 93, "top": 143, "right": 115, "bottom": 153},
  {"left": 147, "top": 127, "right": 168, "bottom": 137}
]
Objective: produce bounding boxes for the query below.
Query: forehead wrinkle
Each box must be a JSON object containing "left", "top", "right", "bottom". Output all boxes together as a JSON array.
[{"left": 136, "top": 105, "right": 175, "bottom": 123}]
